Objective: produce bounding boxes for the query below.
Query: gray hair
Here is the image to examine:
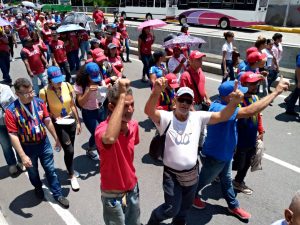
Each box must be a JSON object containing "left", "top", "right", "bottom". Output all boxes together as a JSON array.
[{"left": 107, "top": 82, "right": 133, "bottom": 105}]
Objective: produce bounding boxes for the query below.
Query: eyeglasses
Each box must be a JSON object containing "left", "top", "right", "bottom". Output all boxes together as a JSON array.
[
  {"left": 177, "top": 97, "right": 193, "bottom": 105},
  {"left": 18, "top": 90, "right": 35, "bottom": 98}
]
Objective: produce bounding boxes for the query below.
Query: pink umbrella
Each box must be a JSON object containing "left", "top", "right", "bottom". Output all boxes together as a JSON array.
[{"left": 137, "top": 19, "right": 167, "bottom": 31}]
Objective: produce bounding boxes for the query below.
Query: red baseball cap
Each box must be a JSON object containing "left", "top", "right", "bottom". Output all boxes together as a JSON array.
[
  {"left": 95, "top": 55, "right": 107, "bottom": 63},
  {"left": 247, "top": 51, "right": 267, "bottom": 64},
  {"left": 189, "top": 50, "right": 206, "bottom": 60},
  {"left": 246, "top": 47, "right": 258, "bottom": 56},
  {"left": 165, "top": 73, "right": 179, "bottom": 89},
  {"left": 240, "top": 71, "right": 264, "bottom": 83}
]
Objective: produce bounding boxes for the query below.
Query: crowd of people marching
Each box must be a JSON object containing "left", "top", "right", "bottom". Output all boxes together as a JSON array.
[{"left": 0, "top": 5, "right": 299, "bottom": 225}]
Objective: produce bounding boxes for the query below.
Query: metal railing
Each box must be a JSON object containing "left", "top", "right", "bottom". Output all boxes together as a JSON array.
[{"left": 71, "top": 6, "right": 118, "bottom": 14}]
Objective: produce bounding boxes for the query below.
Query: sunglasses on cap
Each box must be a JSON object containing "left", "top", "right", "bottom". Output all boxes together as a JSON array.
[{"left": 177, "top": 97, "right": 193, "bottom": 105}]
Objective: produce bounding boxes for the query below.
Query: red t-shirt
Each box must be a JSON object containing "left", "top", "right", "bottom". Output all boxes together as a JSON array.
[
  {"left": 95, "top": 119, "right": 139, "bottom": 191},
  {"left": 15, "top": 21, "right": 29, "bottom": 39},
  {"left": 33, "top": 39, "right": 48, "bottom": 52},
  {"left": 108, "top": 56, "right": 123, "bottom": 73},
  {"left": 78, "top": 30, "right": 89, "bottom": 42},
  {"left": 180, "top": 67, "right": 207, "bottom": 104},
  {"left": 21, "top": 46, "right": 45, "bottom": 75},
  {"left": 90, "top": 48, "right": 104, "bottom": 59},
  {"left": 5, "top": 97, "right": 49, "bottom": 143},
  {"left": 101, "top": 38, "right": 121, "bottom": 56},
  {"left": 118, "top": 23, "right": 128, "bottom": 39},
  {"left": 0, "top": 36, "right": 9, "bottom": 52},
  {"left": 93, "top": 10, "right": 104, "bottom": 25},
  {"left": 140, "top": 33, "right": 154, "bottom": 55},
  {"left": 49, "top": 39, "right": 67, "bottom": 63},
  {"left": 41, "top": 28, "right": 52, "bottom": 43},
  {"left": 68, "top": 32, "right": 79, "bottom": 50}
]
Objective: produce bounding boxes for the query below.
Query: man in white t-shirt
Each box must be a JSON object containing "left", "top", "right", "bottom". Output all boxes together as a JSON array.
[
  {"left": 271, "top": 190, "right": 300, "bottom": 225},
  {"left": 145, "top": 78, "right": 244, "bottom": 225},
  {"left": 168, "top": 46, "right": 188, "bottom": 82}
]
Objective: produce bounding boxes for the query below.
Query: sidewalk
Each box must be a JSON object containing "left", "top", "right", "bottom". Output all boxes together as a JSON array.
[{"left": 250, "top": 25, "right": 300, "bottom": 34}]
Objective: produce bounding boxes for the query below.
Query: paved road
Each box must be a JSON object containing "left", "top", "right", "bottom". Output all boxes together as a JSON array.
[{"left": 0, "top": 46, "right": 299, "bottom": 225}]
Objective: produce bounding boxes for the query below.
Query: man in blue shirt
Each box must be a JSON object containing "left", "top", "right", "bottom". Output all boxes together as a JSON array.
[
  {"left": 285, "top": 53, "right": 300, "bottom": 116},
  {"left": 193, "top": 78, "right": 290, "bottom": 221}
]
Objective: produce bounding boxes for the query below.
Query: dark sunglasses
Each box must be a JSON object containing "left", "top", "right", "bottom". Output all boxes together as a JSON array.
[{"left": 177, "top": 97, "right": 193, "bottom": 105}]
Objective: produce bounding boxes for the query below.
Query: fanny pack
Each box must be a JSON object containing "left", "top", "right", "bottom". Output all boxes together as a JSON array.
[{"left": 164, "top": 162, "right": 199, "bottom": 187}]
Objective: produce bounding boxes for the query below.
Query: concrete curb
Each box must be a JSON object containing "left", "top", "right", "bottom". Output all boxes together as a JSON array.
[
  {"left": 249, "top": 25, "right": 300, "bottom": 34},
  {"left": 129, "top": 41, "right": 296, "bottom": 90}
]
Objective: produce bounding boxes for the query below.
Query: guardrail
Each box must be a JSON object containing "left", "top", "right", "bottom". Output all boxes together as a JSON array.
[{"left": 71, "top": 6, "right": 118, "bottom": 14}]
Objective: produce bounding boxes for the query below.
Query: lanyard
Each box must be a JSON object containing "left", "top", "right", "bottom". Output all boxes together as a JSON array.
[
  {"left": 19, "top": 100, "right": 36, "bottom": 120},
  {"left": 53, "top": 87, "right": 64, "bottom": 105}
]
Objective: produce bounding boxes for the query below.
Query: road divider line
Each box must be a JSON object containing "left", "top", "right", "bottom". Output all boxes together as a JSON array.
[
  {"left": 0, "top": 209, "right": 9, "bottom": 225},
  {"left": 263, "top": 154, "right": 300, "bottom": 174},
  {"left": 24, "top": 173, "right": 81, "bottom": 225}
]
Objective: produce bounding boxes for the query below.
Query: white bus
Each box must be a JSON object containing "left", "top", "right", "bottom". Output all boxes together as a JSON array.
[{"left": 118, "top": 0, "right": 269, "bottom": 29}]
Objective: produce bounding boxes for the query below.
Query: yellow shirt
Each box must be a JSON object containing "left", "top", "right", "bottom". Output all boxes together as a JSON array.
[{"left": 39, "top": 82, "right": 74, "bottom": 118}]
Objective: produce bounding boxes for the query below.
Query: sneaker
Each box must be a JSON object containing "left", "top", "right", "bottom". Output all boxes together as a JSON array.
[
  {"left": 70, "top": 177, "right": 80, "bottom": 192},
  {"left": 232, "top": 180, "right": 253, "bottom": 195},
  {"left": 86, "top": 150, "right": 99, "bottom": 160},
  {"left": 192, "top": 197, "right": 206, "bottom": 209},
  {"left": 8, "top": 165, "right": 18, "bottom": 175},
  {"left": 17, "top": 162, "right": 26, "bottom": 172},
  {"left": 228, "top": 207, "right": 251, "bottom": 220},
  {"left": 56, "top": 196, "right": 69, "bottom": 209},
  {"left": 34, "top": 187, "right": 44, "bottom": 200}
]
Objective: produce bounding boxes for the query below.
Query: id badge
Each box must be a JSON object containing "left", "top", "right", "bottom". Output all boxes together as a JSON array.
[{"left": 35, "top": 125, "right": 40, "bottom": 134}]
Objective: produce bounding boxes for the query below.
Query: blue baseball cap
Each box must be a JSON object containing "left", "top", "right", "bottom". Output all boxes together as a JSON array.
[
  {"left": 47, "top": 66, "right": 65, "bottom": 83},
  {"left": 85, "top": 62, "right": 102, "bottom": 83},
  {"left": 218, "top": 81, "right": 248, "bottom": 97},
  {"left": 110, "top": 23, "right": 117, "bottom": 29}
]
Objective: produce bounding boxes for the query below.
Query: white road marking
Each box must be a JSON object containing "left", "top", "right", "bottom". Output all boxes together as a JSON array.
[
  {"left": 263, "top": 154, "right": 300, "bottom": 174},
  {"left": 24, "top": 173, "right": 81, "bottom": 225},
  {"left": 0, "top": 209, "right": 9, "bottom": 225},
  {"left": 131, "top": 56, "right": 299, "bottom": 173}
]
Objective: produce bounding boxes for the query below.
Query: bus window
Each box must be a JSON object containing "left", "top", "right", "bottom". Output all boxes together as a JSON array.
[
  {"left": 120, "top": 0, "right": 125, "bottom": 7},
  {"left": 133, "top": 0, "right": 139, "bottom": 6},
  {"left": 199, "top": 0, "right": 209, "bottom": 8},
  {"left": 140, "top": 0, "right": 146, "bottom": 6},
  {"left": 155, "top": 0, "right": 160, "bottom": 7},
  {"left": 178, "top": 0, "right": 188, "bottom": 9},
  {"left": 223, "top": 0, "right": 234, "bottom": 9},
  {"left": 246, "top": 0, "right": 257, "bottom": 10},
  {"left": 259, "top": 0, "right": 268, "bottom": 7},
  {"left": 188, "top": 0, "right": 199, "bottom": 8},
  {"left": 126, "top": 0, "right": 132, "bottom": 6},
  {"left": 234, "top": 0, "right": 247, "bottom": 10},
  {"left": 161, "top": 0, "right": 166, "bottom": 7},
  {"left": 147, "top": 0, "right": 154, "bottom": 7},
  {"left": 209, "top": 0, "right": 222, "bottom": 9}
]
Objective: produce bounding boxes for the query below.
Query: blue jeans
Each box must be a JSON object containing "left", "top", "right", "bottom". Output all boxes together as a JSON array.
[
  {"left": 67, "top": 49, "right": 80, "bottom": 72},
  {"left": 221, "top": 60, "right": 235, "bottom": 83},
  {"left": 82, "top": 107, "right": 107, "bottom": 148},
  {"left": 196, "top": 154, "right": 239, "bottom": 209},
  {"left": 101, "top": 184, "right": 140, "bottom": 225},
  {"left": 22, "top": 137, "right": 62, "bottom": 199},
  {"left": 80, "top": 41, "right": 90, "bottom": 60},
  {"left": 0, "top": 51, "right": 11, "bottom": 82},
  {"left": 140, "top": 54, "right": 152, "bottom": 78},
  {"left": 267, "top": 69, "right": 279, "bottom": 90},
  {"left": 31, "top": 73, "right": 48, "bottom": 95},
  {"left": 286, "top": 74, "right": 300, "bottom": 112},
  {"left": 0, "top": 125, "right": 20, "bottom": 166},
  {"left": 124, "top": 38, "right": 130, "bottom": 60},
  {"left": 58, "top": 61, "right": 71, "bottom": 83},
  {"left": 149, "top": 168, "right": 198, "bottom": 224}
]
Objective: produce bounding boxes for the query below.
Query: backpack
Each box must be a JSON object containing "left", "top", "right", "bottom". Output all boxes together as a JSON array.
[{"left": 149, "top": 120, "right": 171, "bottom": 160}]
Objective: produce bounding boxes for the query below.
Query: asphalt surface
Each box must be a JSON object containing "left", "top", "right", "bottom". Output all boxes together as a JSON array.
[{"left": 0, "top": 46, "right": 299, "bottom": 225}]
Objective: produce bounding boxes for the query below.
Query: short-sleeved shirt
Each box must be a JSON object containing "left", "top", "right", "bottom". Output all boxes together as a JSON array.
[
  {"left": 222, "top": 42, "right": 233, "bottom": 60},
  {"left": 74, "top": 84, "right": 99, "bottom": 110},
  {"left": 118, "top": 23, "right": 128, "bottom": 39},
  {"left": 202, "top": 100, "right": 239, "bottom": 162},
  {"left": 168, "top": 55, "right": 188, "bottom": 81},
  {"left": 108, "top": 56, "right": 123, "bottom": 73},
  {"left": 271, "top": 220, "right": 287, "bottom": 225},
  {"left": 95, "top": 119, "right": 139, "bottom": 191},
  {"left": 49, "top": 39, "right": 67, "bottom": 64},
  {"left": 156, "top": 110, "right": 212, "bottom": 171},
  {"left": 21, "top": 46, "right": 45, "bottom": 75},
  {"left": 272, "top": 43, "right": 283, "bottom": 65},
  {"left": 262, "top": 48, "right": 274, "bottom": 69},
  {"left": 78, "top": 30, "right": 89, "bottom": 42},
  {"left": 93, "top": 10, "right": 104, "bottom": 25},
  {"left": 68, "top": 32, "right": 79, "bottom": 50},
  {"left": 149, "top": 64, "right": 167, "bottom": 79},
  {"left": 39, "top": 82, "right": 74, "bottom": 118},
  {"left": 0, "top": 36, "right": 9, "bottom": 53},
  {"left": 5, "top": 97, "right": 49, "bottom": 144},
  {"left": 14, "top": 21, "right": 29, "bottom": 39},
  {"left": 140, "top": 34, "right": 154, "bottom": 55},
  {"left": 41, "top": 28, "right": 52, "bottom": 43},
  {"left": 0, "top": 84, "right": 15, "bottom": 125},
  {"left": 180, "top": 67, "right": 207, "bottom": 104}
]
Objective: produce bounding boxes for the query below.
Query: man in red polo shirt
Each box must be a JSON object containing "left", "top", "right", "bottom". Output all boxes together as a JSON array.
[
  {"left": 20, "top": 37, "right": 48, "bottom": 95},
  {"left": 49, "top": 31, "right": 71, "bottom": 82},
  {"left": 93, "top": 6, "right": 104, "bottom": 30},
  {"left": 14, "top": 15, "right": 29, "bottom": 46},
  {"left": 180, "top": 50, "right": 211, "bottom": 111},
  {"left": 95, "top": 79, "right": 140, "bottom": 225}
]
